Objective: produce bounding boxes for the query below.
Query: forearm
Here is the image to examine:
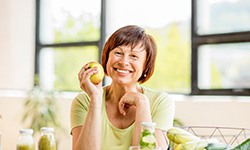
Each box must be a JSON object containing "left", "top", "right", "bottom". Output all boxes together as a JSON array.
[
  {"left": 132, "top": 99, "right": 152, "bottom": 145},
  {"left": 74, "top": 97, "right": 102, "bottom": 150},
  {"left": 132, "top": 101, "right": 168, "bottom": 149}
]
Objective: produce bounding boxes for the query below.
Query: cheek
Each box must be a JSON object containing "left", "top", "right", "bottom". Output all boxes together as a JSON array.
[
  {"left": 106, "top": 57, "right": 115, "bottom": 75},
  {"left": 135, "top": 63, "right": 145, "bottom": 75},
  {"left": 107, "top": 53, "right": 117, "bottom": 63}
]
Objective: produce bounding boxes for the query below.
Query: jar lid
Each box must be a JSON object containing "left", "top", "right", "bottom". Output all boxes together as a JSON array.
[
  {"left": 141, "top": 122, "right": 156, "bottom": 127},
  {"left": 19, "top": 129, "right": 34, "bottom": 134},
  {"left": 40, "top": 127, "right": 54, "bottom": 133}
]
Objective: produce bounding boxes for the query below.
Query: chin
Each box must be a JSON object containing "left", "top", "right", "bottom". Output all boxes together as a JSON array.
[{"left": 111, "top": 78, "right": 128, "bottom": 85}]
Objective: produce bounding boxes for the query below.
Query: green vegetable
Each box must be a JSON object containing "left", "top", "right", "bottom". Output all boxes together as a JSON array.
[
  {"left": 231, "top": 138, "right": 250, "bottom": 150},
  {"left": 140, "top": 129, "right": 157, "bottom": 149}
]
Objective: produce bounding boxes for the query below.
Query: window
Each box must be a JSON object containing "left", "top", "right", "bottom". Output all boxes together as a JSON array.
[
  {"left": 35, "top": 0, "right": 103, "bottom": 91},
  {"left": 192, "top": 0, "right": 250, "bottom": 95},
  {"left": 36, "top": 0, "right": 192, "bottom": 93}
]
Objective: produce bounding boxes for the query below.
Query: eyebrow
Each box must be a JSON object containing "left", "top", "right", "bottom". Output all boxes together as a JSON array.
[{"left": 117, "top": 46, "right": 145, "bottom": 53}]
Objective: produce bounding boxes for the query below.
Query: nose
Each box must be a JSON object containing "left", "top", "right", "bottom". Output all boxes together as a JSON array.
[{"left": 118, "top": 55, "right": 129, "bottom": 66}]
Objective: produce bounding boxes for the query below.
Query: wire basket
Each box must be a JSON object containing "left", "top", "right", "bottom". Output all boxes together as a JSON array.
[{"left": 179, "top": 126, "right": 250, "bottom": 147}]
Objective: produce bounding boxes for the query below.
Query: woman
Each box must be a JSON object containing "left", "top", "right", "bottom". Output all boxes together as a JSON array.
[{"left": 70, "top": 25, "right": 175, "bottom": 150}]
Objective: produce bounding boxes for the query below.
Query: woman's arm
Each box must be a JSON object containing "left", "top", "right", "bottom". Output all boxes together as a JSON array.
[
  {"left": 132, "top": 97, "right": 152, "bottom": 146},
  {"left": 72, "top": 96, "right": 102, "bottom": 150},
  {"left": 118, "top": 92, "right": 152, "bottom": 145},
  {"left": 132, "top": 99, "right": 169, "bottom": 149},
  {"left": 132, "top": 98, "right": 168, "bottom": 149},
  {"left": 118, "top": 92, "right": 170, "bottom": 149},
  {"left": 72, "top": 64, "right": 103, "bottom": 150}
]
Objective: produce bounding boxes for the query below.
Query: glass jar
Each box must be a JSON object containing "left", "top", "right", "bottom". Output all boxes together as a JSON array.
[
  {"left": 38, "top": 127, "right": 56, "bottom": 150},
  {"left": 139, "top": 122, "right": 157, "bottom": 149},
  {"left": 16, "top": 129, "right": 35, "bottom": 150}
]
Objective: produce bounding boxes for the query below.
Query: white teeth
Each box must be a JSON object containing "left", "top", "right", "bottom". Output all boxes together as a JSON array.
[{"left": 117, "top": 69, "right": 129, "bottom": 74}]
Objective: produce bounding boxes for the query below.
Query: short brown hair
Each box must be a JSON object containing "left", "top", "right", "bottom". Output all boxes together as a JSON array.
[{"left": 101, "top": 25, "right": 157, "bottom": 84}]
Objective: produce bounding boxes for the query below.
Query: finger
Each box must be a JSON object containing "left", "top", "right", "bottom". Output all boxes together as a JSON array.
[
  {"left": 84, "top": 63, "right": 90, "bottom": 71},
  {"left": 85, "top": 68, "right": 98, "bottom": 79},
  {"left": 78, "top": 71, "right": 83, "bottom": 81},
  {"left": 78, "top": 65, "right": 86, "bottom": 80},
  {"left": 78, "top": 63, "right": 92, "bottom": 81},
  {"left": 118, "top": 101, "right": 126, "bottom": 116},
  {"left": 79, "top": 69, "right": 99, "bottom": 90}
]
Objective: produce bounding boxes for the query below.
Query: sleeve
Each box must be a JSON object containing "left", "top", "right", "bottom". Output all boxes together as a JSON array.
[
  {"left": 70, "top": 92, "right": 90, "bottom": 132},
  {"left": 151, "top": 92, "right": 175, "bottom": 131}
]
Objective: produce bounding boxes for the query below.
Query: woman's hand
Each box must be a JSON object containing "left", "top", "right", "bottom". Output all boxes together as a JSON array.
[
  {"left": 78, "top": 63, "right": 103, "bottom": 99},
  {"left": 120, "top": 92, "right": 152, "bottom": 146},
  {"left": 118, "top": 92, "right": 149, "bottom": 115}
]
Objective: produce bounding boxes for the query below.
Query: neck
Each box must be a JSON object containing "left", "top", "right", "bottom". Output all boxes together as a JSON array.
[{"left": 106, "top": 83, "right": 141, "bottom": 103}]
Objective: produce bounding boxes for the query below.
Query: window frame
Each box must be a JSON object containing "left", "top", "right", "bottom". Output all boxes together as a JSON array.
[
  {"left": 35, "top": 0, "right": 250, "bottom": 96},
  {"left": 34, "top": 0, "right": 106, "bottom": 86},
  {"left": 191, "top": 0, "right": 250, "bottom": 96}
]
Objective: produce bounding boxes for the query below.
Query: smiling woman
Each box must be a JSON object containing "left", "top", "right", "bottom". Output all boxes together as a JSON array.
[{"left": 70, "top": 25, "right": 175, "bottom": 150}]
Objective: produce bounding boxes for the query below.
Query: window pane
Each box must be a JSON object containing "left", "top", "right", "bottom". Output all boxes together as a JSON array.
[
  {"left": 198, "top": 43, "right": 250, "bottom": 89},
  {"left": 106, "top": 0, "right": 191, "bottom": 93},
  {"left": 39, "top": 0, "right": 101, "bottom": 44},
  {"left": 39, "top": 46, "right": 99, "bottom": 91},
  {"left": 196, "top": 0, "right": 250, "bottom": 35}
]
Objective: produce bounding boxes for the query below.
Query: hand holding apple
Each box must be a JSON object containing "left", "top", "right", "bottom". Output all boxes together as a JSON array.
[{"left": 88, "top": 61, "right": 105, "bottom": 84}]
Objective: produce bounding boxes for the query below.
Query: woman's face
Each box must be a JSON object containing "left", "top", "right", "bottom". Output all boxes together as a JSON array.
[{"left": 106, "top": 44, "right": 147, "bottom": 86}]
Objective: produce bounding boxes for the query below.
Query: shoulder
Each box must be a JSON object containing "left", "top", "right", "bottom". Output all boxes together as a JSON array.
[
  {"left": 71, "top": 86, "right": 107, "bottom": 108},
  {"left": 141, "top": 86, "right": 174, "bottom": 107},
  {"left": 73, "top": 91, "right": 90, "bottom": 104},
  {"left": 141, "top": 86, "right": 175, "bottom": 130},
  {"left": 142, "top": 86, "right": 170, "bottom": 100},
  {"left": 71, "top": 92, "right": 90, "bottom": 110}
]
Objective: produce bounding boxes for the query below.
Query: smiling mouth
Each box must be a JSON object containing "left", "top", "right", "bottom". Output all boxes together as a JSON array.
[{"left": 115, "top": 68, "right": 131, "bottom": 74}]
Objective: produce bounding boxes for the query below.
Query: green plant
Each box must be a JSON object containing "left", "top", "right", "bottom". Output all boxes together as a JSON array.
[{"left": 21, "top": 86, "right": 64, "bottom": 136}]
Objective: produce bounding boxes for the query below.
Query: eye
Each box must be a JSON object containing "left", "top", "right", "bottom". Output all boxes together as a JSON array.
[
  {"left": 115, "top": 51, "right": 121, "bottom": 55},
  {"left": 114, "top": 51, "right": 123, "bottom": 56},
  {"left": 131, "top": 54, "right": 139, "bottom": 59}
]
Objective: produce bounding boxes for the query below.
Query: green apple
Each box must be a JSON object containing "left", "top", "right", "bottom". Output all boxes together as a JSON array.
[{"left": 88, "top": 61, "right": 105, "bottom": 84}]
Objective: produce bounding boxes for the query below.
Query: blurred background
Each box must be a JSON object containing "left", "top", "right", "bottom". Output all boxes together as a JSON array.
[{"left": 1, "top": 0, "right": 250, "bottom": 149}]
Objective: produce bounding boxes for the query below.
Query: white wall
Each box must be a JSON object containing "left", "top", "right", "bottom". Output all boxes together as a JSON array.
[
  {"left": 1, "top": 0, "right": 250, "bottom": 150},
  {"left": 0, "top": 0, "right": 35, "bottom": 90},
  {"left": 174, "top": 96, "right": 250, "bottom": 128}
]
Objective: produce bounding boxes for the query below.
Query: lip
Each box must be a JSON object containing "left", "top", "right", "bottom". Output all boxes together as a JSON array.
[{"left": 114, "top": 68, "right": 132, "bottom": 75}]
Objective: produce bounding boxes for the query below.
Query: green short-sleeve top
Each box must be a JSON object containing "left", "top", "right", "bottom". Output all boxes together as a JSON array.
[{"left": 70, "top": 86, "right": 175, "bottom": 150}]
